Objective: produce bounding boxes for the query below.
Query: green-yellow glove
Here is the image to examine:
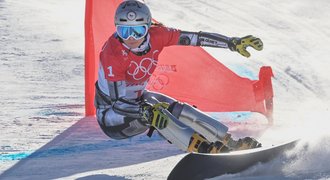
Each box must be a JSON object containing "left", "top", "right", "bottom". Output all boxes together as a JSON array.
[
  {"left": 142, "top": 102, "right": 170, "bottom": 129},
  {"left": 228, "top": 35, "right": 263, "bottom": 58}
]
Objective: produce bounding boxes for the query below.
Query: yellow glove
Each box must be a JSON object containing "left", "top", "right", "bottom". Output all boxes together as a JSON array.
[
  {"left": 228, "top": 35, "right": 263, "bottom": 58},
  {"left": 142, "top": 102, "right": 170, "bottom": 129}
]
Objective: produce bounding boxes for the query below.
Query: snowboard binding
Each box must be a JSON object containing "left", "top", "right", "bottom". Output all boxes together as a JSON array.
[
  {"left": 235, "top": 137, "right": 262, "bottom": 150},
  {"left": 188, "top": 133, "right": 230, "bottom": 153},
  {"left": 223, "top": 134, "right": 262, "bottom": 151},
  {"left": 188, "top": 133, "right": 262, "bottom": 154}
]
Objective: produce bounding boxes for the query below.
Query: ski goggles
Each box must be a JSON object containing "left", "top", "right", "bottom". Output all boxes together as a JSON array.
[{"left": 116, "top": 25, "right": 148, "bottom": 40}]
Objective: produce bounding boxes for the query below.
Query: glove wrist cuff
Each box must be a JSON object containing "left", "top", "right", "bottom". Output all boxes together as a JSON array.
[{"left": 228, "top": 37, "right": 238, "bottom": 51}]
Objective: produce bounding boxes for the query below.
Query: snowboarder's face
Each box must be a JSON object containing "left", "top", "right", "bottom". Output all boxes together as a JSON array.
[{"left": 123, "top": 37, "right": 145, "bottom": 49}]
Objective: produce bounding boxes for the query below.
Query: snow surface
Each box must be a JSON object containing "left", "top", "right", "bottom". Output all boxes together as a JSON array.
[{"left": 1, "top": 0, "right": 330, "bottom": 179}]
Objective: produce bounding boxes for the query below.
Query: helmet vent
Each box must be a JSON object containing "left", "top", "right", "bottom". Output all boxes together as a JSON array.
[
  {"left": 119, "top": 19, "right": 128, "bottom": 22},
  {"left": 136, "top": 18, "right": 144, "bottom": 22}
]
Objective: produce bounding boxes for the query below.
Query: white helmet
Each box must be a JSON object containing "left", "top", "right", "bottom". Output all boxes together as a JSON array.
[{"left": 114, "top": 0, "right": 152, "bottom": 27}]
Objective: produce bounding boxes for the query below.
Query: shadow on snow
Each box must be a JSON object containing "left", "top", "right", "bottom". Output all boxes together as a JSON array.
[{"left": 0, "top": 117, "right": 182, "bottom": 179}]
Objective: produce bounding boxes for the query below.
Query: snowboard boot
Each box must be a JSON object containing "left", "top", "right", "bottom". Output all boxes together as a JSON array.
[
  {"left": 187, "top": 133, "right": 230, "bottom": 153},
  {"left": 224, "top": 134, "right": 262, "bottom": 151}
]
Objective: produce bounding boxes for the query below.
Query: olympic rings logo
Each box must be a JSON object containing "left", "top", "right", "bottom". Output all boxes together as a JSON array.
[
  {"left": 127, "top": 50, "right": 159, "bottom": 80},
  {"left": 148, "top": 74, "right": 169, "bottom": 91}
]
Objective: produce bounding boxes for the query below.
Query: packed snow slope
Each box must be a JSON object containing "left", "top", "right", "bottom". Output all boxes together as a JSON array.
[{"left": 1, "top": 0, "right": 330, "bottom": 179}]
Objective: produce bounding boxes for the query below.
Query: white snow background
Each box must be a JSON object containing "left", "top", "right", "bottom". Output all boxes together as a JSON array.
[{"left": 1, "top": 0, "right": 330, "bottom": 179}]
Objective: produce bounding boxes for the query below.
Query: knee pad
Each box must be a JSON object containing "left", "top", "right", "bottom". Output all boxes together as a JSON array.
[{"left": 97, "top": 109, "right": 148, "bottom": 140}]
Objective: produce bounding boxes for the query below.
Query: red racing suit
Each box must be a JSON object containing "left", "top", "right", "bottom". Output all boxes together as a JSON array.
[
  {"left": 95, "top": 25, "right": 231, "bottom": 140},
  {"left": 95, "top": 25, "right": 181, "bottom": 139}
]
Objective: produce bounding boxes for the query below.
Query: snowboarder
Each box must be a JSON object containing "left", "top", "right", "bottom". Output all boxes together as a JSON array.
[{"left": 95, "top": 0, "right": 263, "bottom": 153}]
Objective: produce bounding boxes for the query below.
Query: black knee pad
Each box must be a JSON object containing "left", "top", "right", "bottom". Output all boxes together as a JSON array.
[
  {"left": 168, "top": 101, "right": 184, "bottom": 118},
  {"left": 97, "top": 116, "right": 148, "bottom": 140}
]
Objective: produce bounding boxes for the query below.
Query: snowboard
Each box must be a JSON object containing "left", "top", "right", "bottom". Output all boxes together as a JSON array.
[{"left": 167, "top": 139, "right": 299, "bottom": 180}]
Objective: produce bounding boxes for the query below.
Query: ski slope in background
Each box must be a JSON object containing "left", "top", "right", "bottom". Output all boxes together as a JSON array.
[{"left": 1, "top": 0, "right": 330, "bottom": 179}]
